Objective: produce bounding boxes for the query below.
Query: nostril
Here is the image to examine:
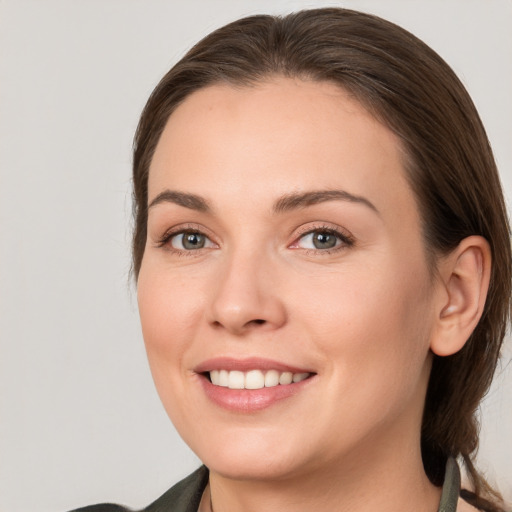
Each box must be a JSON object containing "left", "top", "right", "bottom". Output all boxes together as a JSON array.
[{"left": 210, "top": 318, "right": 266, "bottom": 330}]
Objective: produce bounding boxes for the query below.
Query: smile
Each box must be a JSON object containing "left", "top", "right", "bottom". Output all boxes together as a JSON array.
[
  {"left": 209, "top": 369, "right": 311, "bottom": 390},
  {"left": 195, "top": 358, "right": 316, "bottom": 411}
]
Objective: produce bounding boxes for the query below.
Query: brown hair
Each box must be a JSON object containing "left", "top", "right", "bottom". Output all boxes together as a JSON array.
[{"left": 132, "top": 8, "right": 511, "bottom": 510}]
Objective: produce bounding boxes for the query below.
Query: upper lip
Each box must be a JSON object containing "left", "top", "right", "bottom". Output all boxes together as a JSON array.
[{"left": 194, "top": 357, "right": 314, "bottom": 374}]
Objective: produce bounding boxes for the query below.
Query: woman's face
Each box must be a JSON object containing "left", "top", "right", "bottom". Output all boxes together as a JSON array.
[{"left": 137, "top": 78, "right": 440, "bottom": 481}]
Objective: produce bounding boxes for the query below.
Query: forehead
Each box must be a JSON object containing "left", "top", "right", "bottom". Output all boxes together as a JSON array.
[{"left": 148, "top": 77, "right": 415, "bottom": 222}]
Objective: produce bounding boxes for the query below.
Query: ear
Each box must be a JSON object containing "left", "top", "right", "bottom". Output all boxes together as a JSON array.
[{"left": 430, "top": 236, "right": 491, "bottom": 357}]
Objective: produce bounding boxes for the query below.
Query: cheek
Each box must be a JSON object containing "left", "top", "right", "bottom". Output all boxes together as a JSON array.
[
  {"left": 137, "top": 260, "right": 206, "bottom": 373},
  {"left": 296, "top": 254, "right": 434, "bottom": 395},
  {"left": 137, "top": 261, "right": 211, "bottom": 433}
]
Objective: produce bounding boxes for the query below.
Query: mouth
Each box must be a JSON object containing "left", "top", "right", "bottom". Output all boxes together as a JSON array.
[
  {"left": 194, "top": 358, "right": 316, "bottom": 411},
  {"left": 206, "top": 369, "right": 312, "bottom": 390}
]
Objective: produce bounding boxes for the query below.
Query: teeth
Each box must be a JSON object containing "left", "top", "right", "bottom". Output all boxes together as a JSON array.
[
  {"left": 292, "top": 372, "right": 309, "bottom": 383},
  {"left": 245, "top": 370, "right": 265, "bottom": 389},
  {"left": 208, "top": 369, "right": 311, "bottom": 390},
  {"left": 279, "top": 372, "right": 293, "bottom": 385},
  {"left": 264, "top": 369, "right": 279, "bottom": 387},
  {"left": 219, "top": 369, "right": 229, "bottom": 387},
  {"left": 228, "top": 370, "right": 245, "bottom": 389}
]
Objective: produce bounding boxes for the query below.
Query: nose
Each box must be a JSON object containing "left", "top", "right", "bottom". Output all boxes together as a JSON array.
[{"left": 207, "top": 249, "right": 287, "bottom": 335}]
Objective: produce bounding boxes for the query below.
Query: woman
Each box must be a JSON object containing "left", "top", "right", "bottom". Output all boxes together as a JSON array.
[{"left": 76, "top": 8, "right": 510, "bottom": 512}]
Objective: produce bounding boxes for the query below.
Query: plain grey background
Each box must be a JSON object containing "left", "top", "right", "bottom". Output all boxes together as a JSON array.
[{"left": 1, "top": 1, "right": 511, "bottom": 511}]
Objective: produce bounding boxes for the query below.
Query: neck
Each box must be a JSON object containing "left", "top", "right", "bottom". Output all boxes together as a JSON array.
[{"left": 205, "top": 424, "right": 441, "bottom": 512}]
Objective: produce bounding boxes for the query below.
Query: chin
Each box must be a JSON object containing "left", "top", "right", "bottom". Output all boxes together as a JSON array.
[
  {"left": 204, "top": 452, "right": 304, "bottom": 482},
  {"left": 186, "top": 428, "right": 309, "bottom": 481}
]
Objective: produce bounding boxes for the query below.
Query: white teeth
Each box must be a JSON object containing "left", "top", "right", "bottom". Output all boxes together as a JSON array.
[
  {"left": 279, "top": 372, "right": 293, "bottom": 385},
  {"left": 219, "top": 369, "right": 229, "bottom": 387},
  {"left": 210, "top": 370, "right": 220, "bottom": 385},
  {"left": 228, "top": 370, "right": 245, "bottom": 389},
  {"left": 209, "top": 369, "right": 310, "bottom": 389},
  {"left": 245, "top": 370, "right": 265, "bottom": 389},
  {"left": 264, "top": 369, "right": 279, "bottom": 387}
]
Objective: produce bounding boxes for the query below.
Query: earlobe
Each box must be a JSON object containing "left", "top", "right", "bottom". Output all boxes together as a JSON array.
[{"left": 430, "top": 236, "right": 491, "bottom": 357}]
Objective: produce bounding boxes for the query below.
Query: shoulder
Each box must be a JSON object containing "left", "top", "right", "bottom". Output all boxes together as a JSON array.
[
  {"left": 67, "top": 466, "right": 209, "bottom": 512},
  {"left": 143, "top": 466, "right": 209, "bottom": 512}
]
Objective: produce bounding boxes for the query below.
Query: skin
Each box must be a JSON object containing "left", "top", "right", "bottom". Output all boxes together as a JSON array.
[{"left": 137, "top": 78, "right": 488, "bottom": 512}]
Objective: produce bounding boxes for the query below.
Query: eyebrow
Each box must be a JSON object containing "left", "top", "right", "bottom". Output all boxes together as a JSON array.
[
  {"left": 147, "top": 188, "right": 379, "bottom": 216},
  {"left": 273, "top": 189, "right": 380, "bottom": 215},
  {"left": 148, "top": 190, "right": 211, "bottom": 212}
]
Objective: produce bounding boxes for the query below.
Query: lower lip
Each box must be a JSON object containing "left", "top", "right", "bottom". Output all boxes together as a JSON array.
[{"left": 199, "top": 375, "right": 314, "bottom": 412}]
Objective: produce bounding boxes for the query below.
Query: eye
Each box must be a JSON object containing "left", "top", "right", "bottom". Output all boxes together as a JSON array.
[
  {"left": 170, "top": 231, "right": 215, "bottom": 250},
  {"left": 292, "top": 227, "right": 353, "bottom": 252},
  {"left": 298, "top": 230, "right": 340, "bottom": 250}
]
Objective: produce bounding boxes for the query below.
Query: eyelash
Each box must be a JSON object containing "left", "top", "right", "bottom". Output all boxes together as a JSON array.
[
  {"left": 155, "top": 224, "right": 216, "bottom": 255},
  {"left": 155, "top": 224, "right": 355, "bottom": 256},
  {"left": 291, "top": 224, "right": 355, "bottom": 255}
]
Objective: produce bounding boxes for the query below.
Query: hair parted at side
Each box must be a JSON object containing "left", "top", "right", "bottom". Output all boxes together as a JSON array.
[{"left": 132, "top": 8, "right": 511, "bottom": 510}]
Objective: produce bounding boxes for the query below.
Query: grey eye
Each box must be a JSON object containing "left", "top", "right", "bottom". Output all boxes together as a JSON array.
[
  {"left": 171, "top": 232, "right": 209, "bottom": 250},
  {"left": 298, "top": 230, "right": 341, "bottom": 250},
  {"left": 312, "top": 231, "right": 337, "bottom": 249}
]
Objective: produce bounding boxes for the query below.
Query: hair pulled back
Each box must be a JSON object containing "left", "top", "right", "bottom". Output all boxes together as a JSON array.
[{"left": 132, "top": 8, "right": 511, "bottom": 510}]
